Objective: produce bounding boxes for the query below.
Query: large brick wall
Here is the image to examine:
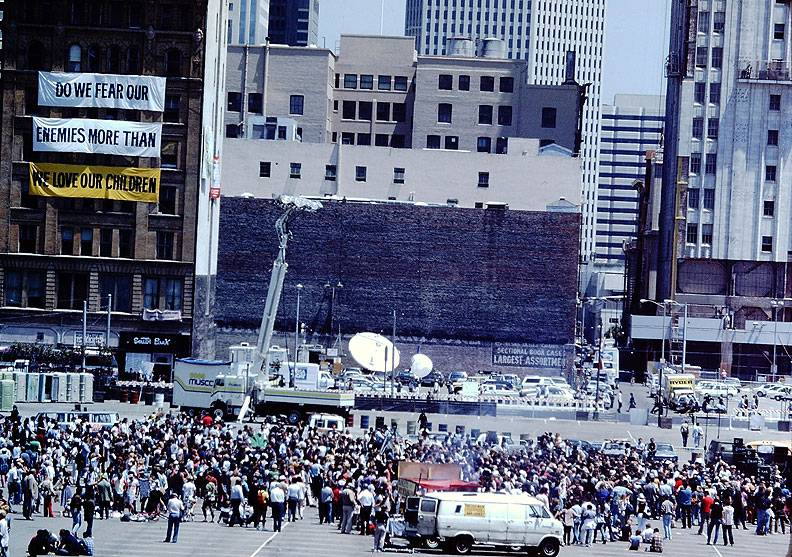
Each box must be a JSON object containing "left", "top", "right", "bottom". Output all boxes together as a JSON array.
[{"left": 217, "top": 198, "right": 579, "bottom": 348}]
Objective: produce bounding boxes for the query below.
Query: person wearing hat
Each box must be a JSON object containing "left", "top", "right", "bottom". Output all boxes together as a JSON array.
[{"left": 163, "top": 492, "right": 184, "bottom": 543}]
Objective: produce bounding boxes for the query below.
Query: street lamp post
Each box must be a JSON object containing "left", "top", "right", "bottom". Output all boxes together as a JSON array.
[
  {"left": 641, "top": 298, "right": 670, "bottom": 427},
  {"left": 771, "top": 299, "right": 782, "bottom": 379},
  {"left": 325, "top": 281, "right": 343, "bottom": 348}
]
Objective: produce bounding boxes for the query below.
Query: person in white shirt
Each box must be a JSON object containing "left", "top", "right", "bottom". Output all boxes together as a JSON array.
[
  {"left": 269, "top": 481, "right": 286, "bottom": 532},
  {"left": 163, "top": 493, "right": 184, "bottom": 543},
  {"left": 357, "top": 485, "right": 375, "bottom": 535},
  {"left": 0, "top": 510, "right": 9, "bottom": 557},
  {"left": 228, "top": 479, "right": 245, "bottom": 527},
  {"left": 721, "top": 500, "right": 735, "bottom": 546}
]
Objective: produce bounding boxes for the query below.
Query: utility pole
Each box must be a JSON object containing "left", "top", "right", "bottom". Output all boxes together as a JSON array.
[
  {"left": 81, "top": 300, "right": 87, "bottom": 371},
  {"left": 594, "top": 322, "right": 602, "bottom": 421}
]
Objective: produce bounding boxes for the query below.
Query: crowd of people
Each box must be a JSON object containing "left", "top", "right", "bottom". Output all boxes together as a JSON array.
[{"left": 0, "top": 405, "right": 785, "bottom": 556}]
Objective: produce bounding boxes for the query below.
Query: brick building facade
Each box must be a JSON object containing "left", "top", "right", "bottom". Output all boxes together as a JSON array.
[
  {"left": 0, "top": 1, "right": 217, "bottom": 377},
  {"left": 216, "top": 198, "right": 580, "bottom": 374}
]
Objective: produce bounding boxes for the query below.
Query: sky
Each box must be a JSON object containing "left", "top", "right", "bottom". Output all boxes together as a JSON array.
[{"left": 317, "top": 0, "right": 671, "bottom": 106}]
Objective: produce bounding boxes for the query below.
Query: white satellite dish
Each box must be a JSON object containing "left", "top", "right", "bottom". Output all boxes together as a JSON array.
[
  {"left": 349, "top": 332, "right": 401, "bottom": 372},
  {"left": 410, "top": 353, "right": 434, "bottom": 379}
]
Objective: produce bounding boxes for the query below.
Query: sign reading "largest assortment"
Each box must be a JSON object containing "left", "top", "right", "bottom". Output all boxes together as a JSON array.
[
  {"left": 38, "top": 72, "right": 166, "bottom": 112},
  {"left": 33, "top": 117, "right": 162, "bottom": 157}
]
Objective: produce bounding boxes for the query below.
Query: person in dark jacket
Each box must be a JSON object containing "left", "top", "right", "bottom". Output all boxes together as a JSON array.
[
  {"left": 27, "top": 529, "right": 57, "bottom": 557},
  {"left": 54, "top": 529, "right": 83, "bottom": 556},
  {"left": 706, "top": 497, "right": 723, "bottom": 545},
  {"left": 82, "top": 488, "right": 96, "bottom": 537}
]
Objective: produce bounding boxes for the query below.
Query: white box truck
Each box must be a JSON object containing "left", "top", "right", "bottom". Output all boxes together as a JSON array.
[{"left": 403, "top": 491, "right": 563, "bottom": 556}]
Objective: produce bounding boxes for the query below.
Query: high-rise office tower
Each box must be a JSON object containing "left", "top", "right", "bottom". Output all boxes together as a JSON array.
[
  {"left": 405, "top": 0, "right": 607, "bottom": 263},
  {"left": 268, "top": 0, "right": 319, "bottom": 46},
  {"left": 228, "top": 0, "right": 270, "bottom": 45}
]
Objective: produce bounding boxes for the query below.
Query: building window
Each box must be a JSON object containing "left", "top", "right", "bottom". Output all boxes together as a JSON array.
[
  {"left": 99, "top": 274, "right": 132, "bottom": 312},
  {"left": 355, "top": 166, "right": 367, "bottom": 182},
  {"left": 375, "top": 134, "right": 389, "bottom": 147},
  {"left": 444, "top": 136, "right": 458, "bottom": 150},
  {"left": 711, "top": 47, "right": 723, "bottom": 69},
  {"left": 695, "top": 46, "right": 708, "bottom": 67},
  {"left": 164, "top": 279, "right": 182, "bottom": 311},
  {"left": 161, "top": 141, "right": 178, "bottom": 169},
  {"left": 426, "top": 135, "right": 441, "bottom": 149},
  {"left": 143, "top": 277, "right": 160, "bottom": 309},
  {"left": 342, "top": 100, "right": 356, "bottom": 120},
  {"left": 343, "top": 74, "right": 357, "bottom": 89},
  {"left": 225, "top": 124, "right": 240, "bottom": 138},
  {"left": 768, "top": 129, "right": 779, "bottom": 146},
  {"left": 766, "top": 165, "right": 778, "bottom": 182},
  {"left": 341, "top": 132, "right": 355, "bottom": 145},
  {"left": 376, "top": 102, "right": 391, "bottom": 122},
  {"left": 764, "top": 199, "right": 775, "bottom": 217},
  {"left": 762, "top": 236, "right": 774, "bottom": 252},
  {"left": 688, "top": 189, "right": 700, "bottom": 209},
  {"left": 499, "top": 76, "right": 514, "bottom": 93},
  {"left": 391, "top": 134, "right": 405, "bottom": 148},
  {"left": 692, "top": 117, "right": 704, "bottom": 139},
  {"left": 480, "top": 75, "right": 494, "bottom": 91},
  {"left": 360, "top": 74, "right": 374, "bottom": 90},
  {"left": 356, "top": 133, "right": 370, "bottom": 145},
  {"left": 707, "top": 117, "right": 719, "bottom": 139},
  {"left": 392, "top": 103, "right": 406, "bottom": 122},
  {"left": 474, "top": 202, "right": 484, "bottom": 209},
  {"left": 478, "top": 105, "right": 493, "bottom": 125},
  {"left": 697, "top": 10, "right": 710, "bottom": 33},
  {"left": 775, "top": 23, "right": 786, "bottom": 40},
  {"left": 705, "top": 154, "right": 717, "bottom": 175},
  {"left": 259, "top": 162, "right": 271, "bottom": 178},
  {"left": 118, "top": 229, "right": 133, "bottom": 258},
  {"left": 496, "top": 137, "right": 508, "bottom": 154},
  {"left": 709, "top": 82, "right": 721, "bottom": 104},
  {"left": 686, "top": 223, "right": 697, "bottom": 244},
  {"left": 325, "top": 165, "right": 337, "bottom": 181},
  {"left": 87, "top": 44, "right": 103, "bottom": 73},
  {"left": 57, "top": 272, "right": 88, "bottom": 310},
  {"left": 289, "top": 95, "right": 304, "bottom": 115},
  {"left": 690, "top": 152, "right": 702, "bottom": 174},
  {"left": 703, "top": 188, "right": 715, "bottom": 209},
  {"left": 770, "top": 94, "right": 782, "bottom": 111},
  {"left": 248, "top": 92, "right": 263, "bottom": 113},
  {"left": 437, "top": 103, "right": 453, "bottom": 123},
  {"left": 702, "top": 224, "right": 713, "bottom": 245},
  {"left": 478, "top": 172, "right": 490, "bottom": 188},
  {"left": 227, "top": 92, "right": 242, "bottom": 112},
  {"left": 359, "top": 101, "right": 373, "bottom": 121},
  {"left": 393, "top": 167, "right": 405, "bottom": 184},
  {"left": 5, "top": 270, "right": 46, "bottom": 308},
  {"left": 541, "top": 107, "right": 557, "bottom": 128},
  {"left": 165, "top": 48, "right": 181, "bottom": 77},
  {"left": 458, "top": 75, "right": 470, "bottom": 91},
  {"left": 127, "top": 45, "right": 140, "bottom": 74},
  {"left": 156, "top": 231, "right": 174, "bottom": 260},
  {"left": 394, "top": 76, "right": 408, "bottom": 91},
  {"left": 79, "top": 228, "right": 93, "bottom": 256},
  {"left": 694, "top": 82, "right": 706, "bottom": 103},
  {"left": 164, "top": 94, "right": 181, "bottom": 122},
  {"left": 713, "top": 11, "right": 726, "bottom": 33},
  {"left": 498, "top": 105, "right": 513, "bottom": 126},
  {"left": 289, "top": 163, "right": 301, "bottom": 179},
  {"left": 477, "top": 136, "right": 492, "bottom": 153},
  {"left": 67, "top": 44, "right": 82, "bottom": 72},
  {"left": 378, "top": 75, "right": 392, "bottom": 90},
  {"left": 100, "top": 228, "right": 113, "bottom": 257},
  {"left": 18, "top": 225, "right": 38, "bottom": 253},
  {"left": 438, "top": 74, "right": 453, "bottom": 90}
]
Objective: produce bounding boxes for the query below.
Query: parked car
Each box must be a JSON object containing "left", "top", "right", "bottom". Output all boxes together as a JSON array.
[
  {"left": 754, "top": 383, "right": 786, "bottom": 397},
  {"left": 566, "top": 438, "right": 596, "bottom": 453},
  {"left": 420, "top": 370, "right": 446, "bottom": 387},
  {"left": 769, "top": 384, "right": 792, "bottom": 401},
  {"left": 650, "top": 442, "right": 679, "bottom": 463},
  {"left": 601, "top": 440, "right": 629, "bottom": 458},
  {"left": 447, "top": 371, "right": 468, "bottom": 392},
  {"left": 480, "top": 384, "right": 520, "bottom": 397},
  {"left": 695, "top": 382, "right": 738, "bottom": 398},
  {"left": 395, "top": 370, "right": 419, "bottom": 388},
  {"left": 707, "top": 440, "right": 735, "bottom": 465}
]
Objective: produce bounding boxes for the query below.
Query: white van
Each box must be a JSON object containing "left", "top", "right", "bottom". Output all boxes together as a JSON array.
[
  {"left": 35, "top": 411, "right": 119, "bottom": 432},
  {"left": 403, "top": 491, "right": 562, "bottom": 556},
  {"left": 308, "top": 413, "right": 345, "bottom": 432}
]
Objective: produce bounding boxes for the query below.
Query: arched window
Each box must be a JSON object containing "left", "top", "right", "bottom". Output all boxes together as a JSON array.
[
  {"left": 28, "top": 41, "right": 46, "bottom": 71},
  {"left": 67, "top": 44, "right": 82, "bottom": 72},
  {"left": 165, "top": 48, "right": 181, "bottom": 77},
  {"left": 127, "top": 45, "right": 140, "bottom": 74},
  {"left": 107, "top": 45, "right": 122, "bottom": 73},
  {"left": 87, "top": 44, "right": 103, "bottom": 72}
]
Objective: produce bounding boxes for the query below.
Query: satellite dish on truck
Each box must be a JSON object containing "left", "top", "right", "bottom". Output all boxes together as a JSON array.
[
  {"left": 349, "top": 332, "right": 400, "bottom": 372},
  {"left": 410, "top": 353, "right": 434, "bottom": 379}
]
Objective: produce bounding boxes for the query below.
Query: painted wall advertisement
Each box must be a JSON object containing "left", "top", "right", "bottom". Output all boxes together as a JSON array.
[
  {"left": 38, "top": 71, "right": 166, "bottom": 112},
  {"left": 32, "top": 117, "right": 162, "bottom": 157},
  {"left": 29, "top": 162, "right": 160, "bottom": 202},
  {"left": 491, "top": 342, "right": 571, "bottom": 372}
]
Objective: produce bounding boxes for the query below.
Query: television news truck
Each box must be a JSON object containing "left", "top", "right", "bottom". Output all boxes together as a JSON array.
[{"left": 172, "top": 343, "right": 353, "bottom": 424}]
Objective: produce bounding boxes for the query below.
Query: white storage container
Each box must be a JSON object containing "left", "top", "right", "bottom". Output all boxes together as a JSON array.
[
  {"left": 79, "top": 373, "right": 93, "bottom": 403},
  {"left": 13, "top": 372, "right": 27, "bottom": 402},
  {"left": 25, "top": 373, "right": 39, "bottom": 402}
]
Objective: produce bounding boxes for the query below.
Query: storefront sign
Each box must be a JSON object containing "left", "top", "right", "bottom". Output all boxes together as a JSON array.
[
  {"left": 73, "top": 331, "right": 106, "bottom": 348},
  {"left": 119, "top": 332, "right": 190, "bottom": 355},
  {"left": 29, "top": 162, "right": 160, "bottom": 203},
  {"left": 491, "top": 342, "right": 570, "bottom": 372},
  {"left": 33, "top": 117, "right": 161, "bottom": 157},
  {"left": 38, "top": 72, "right": 166, "bottom": 112}
]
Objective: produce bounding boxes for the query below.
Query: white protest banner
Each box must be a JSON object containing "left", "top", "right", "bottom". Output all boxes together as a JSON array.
[
  {"left": 38, "top": 72, "right": 166, "bottom": 112},
  {"left": 33, "top": 117, "right": 162, "bottom": 158}
]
